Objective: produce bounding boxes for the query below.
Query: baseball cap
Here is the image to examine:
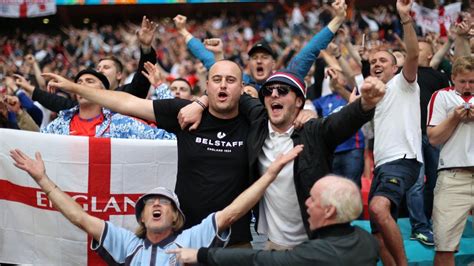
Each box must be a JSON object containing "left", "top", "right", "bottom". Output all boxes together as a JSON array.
[
  {"left": 259, "top": 69, "right": 306, "bottom": 103},
  {"left": 74, "top": 69, "right": 110, "bottom": 90},
  {"left": 135, "top": 187, "right": 185, "bottom": 223},
  {"left": 248, "top": 42, "right": 276, "bottom": 59}
]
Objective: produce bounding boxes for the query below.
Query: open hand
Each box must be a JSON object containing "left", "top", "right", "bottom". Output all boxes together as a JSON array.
[
  {"left": 10, "top": 149, "right": 47, "bottom": 183},
  {"left": 137, "top": 16, "right": 157, "bottom": 48}
]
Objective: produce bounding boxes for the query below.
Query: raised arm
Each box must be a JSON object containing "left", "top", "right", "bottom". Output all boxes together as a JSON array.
[
  {"left": 214, "top": 145, "right": 303, "bottom": 231},
  {"left": 286, "top": 0, "right": 346, "bottom": 79},
  {"left": 217, "top": 146, "right": 304, "bottom": 229},
  {"left": 204, "top": 38, "right": 224, "bottom": 61},
  {"left": 429, "top": 35, "right": 454, "bottom": 70},
  {"left": 24, "top": 54, "right": 46, "bottom": 90},
  {"left": 398, "top": 0, "right": 419, "bottom": 83},
  {"left": 42, "top": 73, "right": 155, "bottom": 121},
  {"left": 119, "top": 16, "right": 157, "bottom": 99},
  {"left": 452, "top": 18, "right": 472, "bottom": 60},
  {"left": 10, "top": 149, "right": 104, "bottom": 241},
  {"left": 174, "top": 14, "right": 216, "bottom": 70}
]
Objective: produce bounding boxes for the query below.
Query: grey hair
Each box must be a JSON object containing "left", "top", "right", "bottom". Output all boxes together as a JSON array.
[{"left": 319, "top": 176, "right": 363, "bottom": 223}]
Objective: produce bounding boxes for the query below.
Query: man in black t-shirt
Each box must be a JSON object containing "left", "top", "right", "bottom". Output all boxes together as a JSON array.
[
  {"left": 45, "top": 60, "right": 253, "bottom": 246},
  {"left": 152, "top": 60, "right": 251, "bottom": 245}
]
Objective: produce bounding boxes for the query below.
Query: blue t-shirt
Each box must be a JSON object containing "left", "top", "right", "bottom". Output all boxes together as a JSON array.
[
  {"left": 313, "top": 93, "right": 364, "bottom": 153},
  {"left": 92, "top": 213, "right": 229, "bottom": 265}
]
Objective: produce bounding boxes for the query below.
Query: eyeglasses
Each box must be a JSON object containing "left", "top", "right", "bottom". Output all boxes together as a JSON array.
[
  {"left": 144, "top": 196, "right": 172, "bottom": 206},
  {"left": 261, "top": 85, "right": 292, "bottom": 97}
]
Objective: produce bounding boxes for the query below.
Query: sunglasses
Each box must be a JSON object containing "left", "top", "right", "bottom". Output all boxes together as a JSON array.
[
  {"left": 144, "top": 196, "right": 172, "bottom": 206},
  {"left": 261, "top": 84, "right": 292, "bottom": 97}
]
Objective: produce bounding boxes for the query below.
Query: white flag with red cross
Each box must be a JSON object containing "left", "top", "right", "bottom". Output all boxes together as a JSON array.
[
  {"left": 0, "top": 129, "right": 177, "bottom": 265},
  {"left": 0, "top": 0, "right": 56, "bottom": 18},
  {"left": 411, "top": 2, "right": 462, "bottom": 36}
]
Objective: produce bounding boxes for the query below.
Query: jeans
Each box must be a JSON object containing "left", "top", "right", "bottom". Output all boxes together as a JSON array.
[
  {"left": 406, "top": 162, "right": 431, "bottom": 232},
  {"left": 420, "top": 134, "right": 440, "bottom": 219},
  {"left": 406, "top": 134, "right": 439, "bottom": 232},
  {"left": 332, "top": 148, "right": 364, "bottom": 188}
]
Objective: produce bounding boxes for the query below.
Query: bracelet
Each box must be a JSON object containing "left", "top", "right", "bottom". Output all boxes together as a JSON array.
[
  {"left": 195, "top": 99, "right": 206, "bottom": 110},
  {"left": 46, "top": 185, "right": 58, "bottom": 197},
  {"left": 401, "top": 18, "right": 412, "bottom": 25}
]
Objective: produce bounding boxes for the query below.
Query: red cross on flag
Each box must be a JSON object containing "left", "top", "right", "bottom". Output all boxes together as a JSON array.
[
  {"left": 411, "top": 2, "right": 462, "bottom": 36},
  {"left": 0, "top": 129, "right": 177, "bottom": 265},
  {"left": 0, "top": 0, "right": 56, "bottom": 18}
]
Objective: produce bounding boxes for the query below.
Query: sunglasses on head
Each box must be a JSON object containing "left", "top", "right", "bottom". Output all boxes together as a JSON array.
[{"left": 261, "top": 84, "right": 292, "bottom": 97}]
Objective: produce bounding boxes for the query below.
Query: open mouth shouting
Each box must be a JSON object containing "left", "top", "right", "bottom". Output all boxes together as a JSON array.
[
  {"left": 217, "top": 91, "right": 229, "bottom": 102},
  {"left": 152, "top": 210, "right": 162, "bottom": 220},
  {"left": 373, "top": 68, "right": 383, "bottom": 78},
  {"left": 270, "top": 102, "right": 284, "bottom": 115},
  {"left": 256, "top": 66, "right": 265, "bottom": 76}
]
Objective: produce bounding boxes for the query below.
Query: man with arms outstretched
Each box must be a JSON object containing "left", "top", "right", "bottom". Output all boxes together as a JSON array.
[{"left": 10, "top": 145, "right": 303, "bottom": 265}]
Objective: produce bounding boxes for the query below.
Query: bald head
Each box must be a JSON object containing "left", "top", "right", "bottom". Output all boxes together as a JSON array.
[
  {"left": 208, "top": 60, "right": 243, "bottom": 83},
  {"left": 206, "top": 60, "right": 244, "bottom": 119}
]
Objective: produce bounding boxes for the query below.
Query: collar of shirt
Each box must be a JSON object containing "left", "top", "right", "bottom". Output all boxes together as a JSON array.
[
  {"left": 144, "top": 233, "right": 178, "bottom": 249},
  {"left": 268, "top": 121, "right": 294, "bottom": 139}
]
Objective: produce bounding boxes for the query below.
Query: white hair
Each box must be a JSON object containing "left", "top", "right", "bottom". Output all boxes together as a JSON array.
[{"left": 320, "top": 176, "right": 363, "bottom": 223}]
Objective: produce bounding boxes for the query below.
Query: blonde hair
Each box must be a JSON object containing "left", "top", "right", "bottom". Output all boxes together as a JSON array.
[{"left": 452, "top": 56, "right": 474, "bottom": 77}]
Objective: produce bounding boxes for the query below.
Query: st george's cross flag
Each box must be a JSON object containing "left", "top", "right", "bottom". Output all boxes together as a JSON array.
[
  {"left": 0, "top": 129, "right": 177, "bottom": 265},
  {"left": 411, "top": 2, "right": 462, "bottom": 36},
  {"left": 0, "top": 0, "right": 56, "bottom": 18}
]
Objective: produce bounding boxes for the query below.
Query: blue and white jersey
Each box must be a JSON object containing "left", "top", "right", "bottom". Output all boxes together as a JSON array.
[
  {"left": 41, "top": 106, "right": 176, "bottom": 140},
  {"left": 92, "top": 213, "right": 229, "bottom": 266},
  {"left": 313, "top": 93, "right": 365, "bottom": 153}
]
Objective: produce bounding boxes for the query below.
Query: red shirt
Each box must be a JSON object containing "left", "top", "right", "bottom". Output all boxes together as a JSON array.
[{"left": 69, "top": 114, "right": 104, "bottom": 137}]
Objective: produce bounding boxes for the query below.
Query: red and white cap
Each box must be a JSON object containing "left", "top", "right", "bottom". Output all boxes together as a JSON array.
[{"left": 260, "top": 70, "right": 307, "bottom": 101}]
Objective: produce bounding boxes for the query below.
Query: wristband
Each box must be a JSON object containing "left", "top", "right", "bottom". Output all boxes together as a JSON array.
[{"left": 195, "top": 99, "right": 206, "bottom": 110}]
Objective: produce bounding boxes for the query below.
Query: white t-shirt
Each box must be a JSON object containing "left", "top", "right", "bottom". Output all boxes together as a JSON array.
[
  {"left": 427, "top": 87, "right": 474, "bottom": 169},
  {"left": 257, "top": 122, "right": 307, "bottom": 248},
  {"left": 373, "top": 73, "right": 423, "bottom": 167}
]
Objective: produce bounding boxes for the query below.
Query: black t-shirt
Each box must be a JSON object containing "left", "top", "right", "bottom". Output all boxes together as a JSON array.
[
  {"left": 153, "top": 99, "right": 251, "bottom": 245},
  {"left": 418, "top": 67, "right": 450, "bottom": 134}
]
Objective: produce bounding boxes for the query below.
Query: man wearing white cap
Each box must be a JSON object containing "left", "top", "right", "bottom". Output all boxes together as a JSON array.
[{"left": 9, "top": 145, "right": 303, "bottom": 265}]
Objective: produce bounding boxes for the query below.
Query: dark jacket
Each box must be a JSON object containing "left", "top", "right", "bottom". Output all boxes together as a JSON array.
[
  {"left": 240, "top": 94, "right": 374, "bottom": 237},
  {"left": 32, "top": 47, "right": 157, "bottom": 113},
  {"left": 199, "top": 223, "right": 379, "bottom": 266}
]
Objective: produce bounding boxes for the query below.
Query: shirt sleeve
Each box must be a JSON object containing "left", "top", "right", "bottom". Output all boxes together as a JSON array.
[
  {"left": 286, "top": 27, "right": 334, "bottom": 79},
  {"left": 152, "top": 98, "right": 191, "bottom": 133},
  {"left": 31, "top": 88, "right": 77, "bottom": 113},
  {"left": 117, "top": 47, "right": 156, "bottom": 99},
  {"left": 205, "top": 241, "right": 332, "bottom": 266},
  {"left": 91, "top": 221, "right": 142, "bottom": 265},
  {"left": 175, "top": 213, "right": 230, "bottom": 249},
  {"left": 426, "top": 91, "right": 447, "bottom": 127},
  {"left": 187, "top": 37, "right": 216, "bottom": 70}
]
